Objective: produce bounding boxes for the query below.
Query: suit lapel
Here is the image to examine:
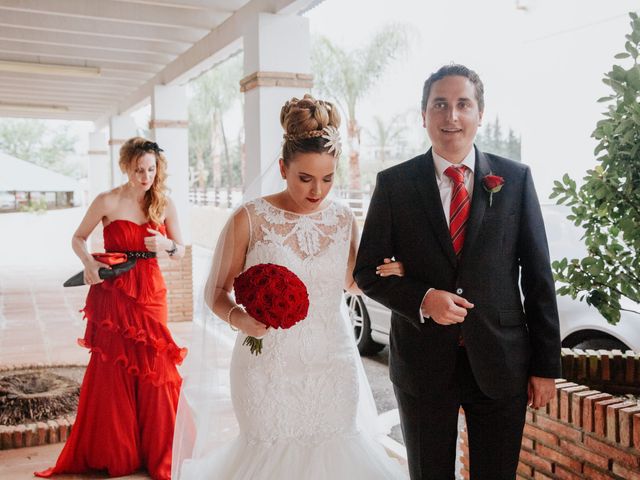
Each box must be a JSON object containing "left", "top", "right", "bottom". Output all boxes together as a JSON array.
[
  {"left": 410, "top": 150, "right": 457, "bottom": 268},
  {"left": 460, "top": 148, "right": 492, "bottom": 265}
]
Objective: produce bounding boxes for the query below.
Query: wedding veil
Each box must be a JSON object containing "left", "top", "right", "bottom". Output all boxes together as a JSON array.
[{"left": 171, "top": 149, "right": 385, "bottom": 479}]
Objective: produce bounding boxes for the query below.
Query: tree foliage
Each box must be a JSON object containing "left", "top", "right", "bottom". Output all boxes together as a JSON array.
[
  {"left": 0, "top": 119, "right": 78, "bottom": 176},
  {"left": 188, "top": 55, "right": 243, "bottom": 190},
  {"left": 312, "top": 25, "right": 411, "bottom": 189},
  {"left": 551, "top": 12, "right": 640, "bottom": 324},
  {"left": 367, "top": 113, "right": 409, "bottom": 166},
  {"left": 475, "top": 116, "right": 521, "bottom": 161}
]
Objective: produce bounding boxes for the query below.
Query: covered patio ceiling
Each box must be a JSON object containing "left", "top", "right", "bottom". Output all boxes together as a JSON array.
[{"left": 0, "top": 0, "right": 321, "bottom": 124}]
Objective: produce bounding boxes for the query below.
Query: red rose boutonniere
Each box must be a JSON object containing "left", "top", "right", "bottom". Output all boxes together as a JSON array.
[{"left": 482, "top": 174, "right": 505, "bottom": 207}]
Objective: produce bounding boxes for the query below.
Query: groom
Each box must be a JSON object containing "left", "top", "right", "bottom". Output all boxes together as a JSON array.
[{"left": 354, "top": 64, "right": 562, "bottom": 480}]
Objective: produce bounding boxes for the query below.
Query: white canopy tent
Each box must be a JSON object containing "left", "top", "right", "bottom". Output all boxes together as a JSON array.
[{"left": 0, "top": 151, "right": 82, "bottom": 210}]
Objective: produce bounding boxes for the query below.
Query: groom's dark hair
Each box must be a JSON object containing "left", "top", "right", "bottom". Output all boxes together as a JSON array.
[{"left": 421, "top": 64, "right": 485, "bottom": 112}]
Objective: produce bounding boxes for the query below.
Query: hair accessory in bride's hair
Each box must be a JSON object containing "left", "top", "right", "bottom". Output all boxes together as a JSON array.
[
  {"left": 281, "top": 127, "right": 342, "bottom": 158},
  {"left": 321, "top": 126, "right": 341, "bottom": 157}
]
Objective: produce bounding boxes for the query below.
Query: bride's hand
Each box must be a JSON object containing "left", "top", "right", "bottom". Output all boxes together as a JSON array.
[
  {"left": 233, "top": 310, "right": 269, "bottom": 338},
  {"left": 375, "top": 258, "right": 405, "bottom": 277}
]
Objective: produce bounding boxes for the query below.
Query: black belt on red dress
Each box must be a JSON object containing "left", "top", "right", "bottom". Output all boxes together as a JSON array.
[{"left": 113, "top": 251, "right": 157, "bottom": 259}]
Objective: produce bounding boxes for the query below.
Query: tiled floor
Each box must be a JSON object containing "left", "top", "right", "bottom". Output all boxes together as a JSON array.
[{"left": 0, "top": 268, "right": 193, "bottom": 479}]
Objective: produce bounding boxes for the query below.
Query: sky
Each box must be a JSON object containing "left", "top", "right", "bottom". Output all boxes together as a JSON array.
[{"left": 305, "top": 0, "right": 639, "bottom": 200}]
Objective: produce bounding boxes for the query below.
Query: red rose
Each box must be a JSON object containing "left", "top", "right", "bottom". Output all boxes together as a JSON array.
[
  {"left": 482, "top": 174, "right": 505, "bottom": 207},
  {"left": 482, "top": 174, "right": 505, "bottom": 192},
  {"left": 232, "top": 263, "right": 309, "bottom": 354}
]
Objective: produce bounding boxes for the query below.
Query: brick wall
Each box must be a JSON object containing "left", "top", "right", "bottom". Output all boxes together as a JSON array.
[
  {"left": 560, "top": 347, "right": 640, "bottom": 396},
  {"left": 459, "top": 373, "right": 640, "bottom": 479},
  {"left": 159, "top": 245, "right": 193, "bottom": 322}
]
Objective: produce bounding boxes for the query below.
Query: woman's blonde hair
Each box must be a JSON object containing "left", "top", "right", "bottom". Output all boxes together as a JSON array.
[
  {"left": 280, "top": 94, "right": 341, "bottom": 165},
  {"left": 119, "top": 137, "right": 168, "bottom": 226}
]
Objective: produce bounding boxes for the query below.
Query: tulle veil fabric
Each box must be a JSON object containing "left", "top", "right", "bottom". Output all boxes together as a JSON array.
[{"left": 171, "top": 153, "right": 385, "bottom": 479}]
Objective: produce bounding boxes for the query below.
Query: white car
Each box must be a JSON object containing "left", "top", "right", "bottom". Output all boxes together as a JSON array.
[{"left": 348, "top": 205, "right": 640, "bottom": 355}]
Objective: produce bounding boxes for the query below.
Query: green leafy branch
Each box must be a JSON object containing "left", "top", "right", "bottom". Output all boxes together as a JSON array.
[{"left": 551, "top": 12, "right": 640, "bottom": 324}]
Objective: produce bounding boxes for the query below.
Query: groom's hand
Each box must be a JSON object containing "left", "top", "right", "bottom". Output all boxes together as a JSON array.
[
  {"left": 528, "top": 376, "right": 556, "bottom": 409},
  {"left": 421, "top": 289, "right": 474, "bottom": 325}
]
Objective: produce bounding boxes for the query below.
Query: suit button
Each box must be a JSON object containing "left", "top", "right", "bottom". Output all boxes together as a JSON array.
[{"left": 456, "top": 288, "right": 464, "bottom": 295}]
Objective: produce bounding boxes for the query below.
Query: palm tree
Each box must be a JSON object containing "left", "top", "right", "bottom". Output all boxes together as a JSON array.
[
  {"left": 312, "top": 25, "right": 410, "bottom": 190},
  {"left": 189, "top": 55, "right": 243, "bottom": 204},
  {"left": 367, "top": 113, "right": 408, "bottom": 166}
]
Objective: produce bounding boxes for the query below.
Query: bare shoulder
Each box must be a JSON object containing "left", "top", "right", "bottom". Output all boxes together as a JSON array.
[
  {"left": 231, "top": 204, "right": 251, "bottom": 230},
  {"left": 91, "top": 188, "right": 120, "bottom": 216}
]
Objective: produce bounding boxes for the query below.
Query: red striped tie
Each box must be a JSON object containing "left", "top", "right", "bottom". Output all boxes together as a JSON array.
[{"left": 444, "top": 165, "right": 470, "bottom": 256}]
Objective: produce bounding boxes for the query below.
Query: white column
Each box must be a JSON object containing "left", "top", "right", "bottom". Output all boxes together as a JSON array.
[
  {"left": 241, "top": 13, "right": 312, "bottom": 196},
  {"left": 149, "top": 84, "right": 191, "bottom": 244},
  {"left": 108, "top": 114, "right": 137, "bottom": 188},
  {"left": 88, "top": 130, "right": 110, "bottom": 201}
]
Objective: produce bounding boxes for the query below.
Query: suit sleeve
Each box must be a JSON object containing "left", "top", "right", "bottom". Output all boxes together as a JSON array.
[
  {"left": 354, "top": 172, "right": 430, "bottom": 326},
  {"left": 518, "top": 167, "right": 562, "bottom": 378}
]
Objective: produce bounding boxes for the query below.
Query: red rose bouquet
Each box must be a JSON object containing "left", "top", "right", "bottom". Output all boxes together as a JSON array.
[{"left": 233, "top": 263, "right": 309, "bottom": 355}]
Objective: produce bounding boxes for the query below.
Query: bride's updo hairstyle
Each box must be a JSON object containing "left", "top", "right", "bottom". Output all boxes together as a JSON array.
[{"left": 280, "top": 94, "right": 342, "bottom": 165}]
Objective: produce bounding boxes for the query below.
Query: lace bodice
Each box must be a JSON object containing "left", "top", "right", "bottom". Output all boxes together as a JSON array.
[{"left": 231, "top": 198, "right": 358, "bottom": 444}]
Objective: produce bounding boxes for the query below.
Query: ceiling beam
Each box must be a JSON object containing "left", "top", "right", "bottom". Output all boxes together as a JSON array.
[
  {"left": 2, "top": 89, "right": 124, "bottom": 103},
  {"left": 0, "top": 39, "right": 175, "bottom": 66},
  {"left": 0, "top": 10, "right": 208, "bottom": 43},
  {"left": 0, "top": 0, "right": 229, "bottom": 29},
  {"left": 113, "top": 0, "right": 247, "bottom": 10},
  {"left": 0, "top": 110, "right": 97, "bottom": 121},
  {"left": 0, "top": 25, "right": 189, "bottom": 55},
  {"left": 0, "top": 71, "right": 140, "bottom": 87},
  {"left": 0, "top": 52, "right": 163, "bottom": 74},
  {"left": 0, "top": 81, "right": 129, "bottom": 96}
]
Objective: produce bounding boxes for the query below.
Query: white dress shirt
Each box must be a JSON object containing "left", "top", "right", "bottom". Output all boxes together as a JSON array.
[{"left": 419, "top": 147, "right": 476, "bottom": 321}]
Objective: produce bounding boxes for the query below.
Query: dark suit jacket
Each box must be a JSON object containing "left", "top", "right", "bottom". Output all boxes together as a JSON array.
[{"left": 354, "top": 148, "right": 562, "bottom": 399}]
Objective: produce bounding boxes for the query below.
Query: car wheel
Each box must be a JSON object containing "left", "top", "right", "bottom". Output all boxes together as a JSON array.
[
  {"left": 346, "top": 294, "right": 385, "bottom": 356},
  {"left": 563, "top": 330, "right": 630, "bottom": 351},
  {"left": 572, "top": 337, "right": 629, "bottom": 351}
]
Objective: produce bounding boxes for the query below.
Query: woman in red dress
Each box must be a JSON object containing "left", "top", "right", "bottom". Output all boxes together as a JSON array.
[{"left": 36, "top": 137, "right": 187, "bottom": 480}]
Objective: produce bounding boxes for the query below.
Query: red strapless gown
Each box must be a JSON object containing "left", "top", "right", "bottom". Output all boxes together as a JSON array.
[{"left": 35, "top": 220, "right": 187, "bottom": 480}]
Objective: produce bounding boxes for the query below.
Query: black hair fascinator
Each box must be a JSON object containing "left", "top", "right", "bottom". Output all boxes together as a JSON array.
[{"left": 140, "top": 141, "right": 164, "bottom": 153}]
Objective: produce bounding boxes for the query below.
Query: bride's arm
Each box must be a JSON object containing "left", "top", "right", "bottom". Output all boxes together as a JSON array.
[
  {"left": 204, "top": 208, "right": 267, "bottom": 338},
  {"left": 345, "top": 219, "right": 405, "bottom": 294},
  {"left": 345, "top": 218, "right": 361, "bottom": 294}
]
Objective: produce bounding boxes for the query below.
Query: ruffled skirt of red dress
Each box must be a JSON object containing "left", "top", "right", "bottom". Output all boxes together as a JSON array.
[{"left": 35, "top": 276, "right": 186, "bottom": 480}]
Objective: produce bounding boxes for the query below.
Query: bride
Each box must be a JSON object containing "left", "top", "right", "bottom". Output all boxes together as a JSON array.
[{"left": 172, "top": 94, "right": 408, "bottom": 479}]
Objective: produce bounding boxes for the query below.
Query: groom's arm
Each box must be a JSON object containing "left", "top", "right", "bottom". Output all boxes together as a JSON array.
[
  {"left": 518, "top": 167, "right": 562, "bottom": 379},
  {"left": 354, "top": 172, "right": 429, "bottom": 326}
]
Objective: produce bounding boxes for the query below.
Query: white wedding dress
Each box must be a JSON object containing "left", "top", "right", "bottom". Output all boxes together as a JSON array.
[{"left": 178, "top": 198, "right": 406, "bottom": 479}]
